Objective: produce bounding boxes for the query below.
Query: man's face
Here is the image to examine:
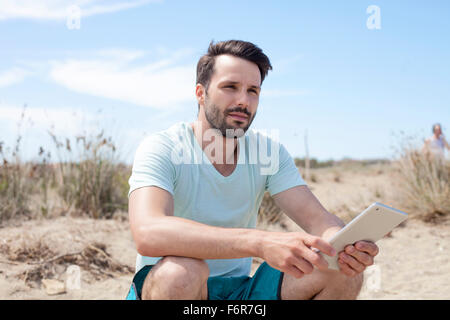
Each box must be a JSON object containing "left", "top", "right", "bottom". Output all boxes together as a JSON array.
[{"left": 197, "top": 54, "right": 261, "bottom": 138}]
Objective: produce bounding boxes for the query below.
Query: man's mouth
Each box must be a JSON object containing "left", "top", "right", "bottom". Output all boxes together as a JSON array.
[{"left": 228, "top": 112, "right": 249, "bottom": 122}]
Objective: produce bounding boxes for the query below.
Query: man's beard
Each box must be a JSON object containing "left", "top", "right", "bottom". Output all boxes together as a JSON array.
[{"left": 204, "top": 99, "right": 256, "bottom": 138}]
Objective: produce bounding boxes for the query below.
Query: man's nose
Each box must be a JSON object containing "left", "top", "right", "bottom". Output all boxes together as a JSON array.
[{"left": 236, "top": 89, "right": 250, "bottom": 108}]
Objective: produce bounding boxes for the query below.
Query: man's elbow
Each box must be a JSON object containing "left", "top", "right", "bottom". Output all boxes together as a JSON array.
[{"left": 133, "top": 224, "right": 165, "bottom": 257}]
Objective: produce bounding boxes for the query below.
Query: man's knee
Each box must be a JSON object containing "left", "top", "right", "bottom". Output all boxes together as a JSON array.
[
  {"left": 142, "top": 256, "right": 209, "bottom": 299},
  {"left": 281, "top": 268, "right": 364, "bottom": 300},
  {"left": 348, "top": 272, "right": 364, "bottom": 297},
  {"left": 156, "top": 256, "right": 210, "bottom": 282},
  {"left": 331, "top": 271, "right": 363, "bottom": 300}
]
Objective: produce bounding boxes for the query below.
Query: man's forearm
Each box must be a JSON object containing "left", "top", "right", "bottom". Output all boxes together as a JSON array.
[
  {"left": 307, "top": 208, "right": 345, "bottom": 240},
  {"left": 134, "top": 216, "right": 266, "bottom": 260},
  {"left": 273, "top": 185, "right": 345, "bottom": 240},
  {"left": 320, "top": 223, "right": 344, "bottom": 241}
]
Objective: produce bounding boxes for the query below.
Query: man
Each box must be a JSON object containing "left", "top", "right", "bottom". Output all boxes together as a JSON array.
[
  {"left": 422, "top": 123, "right": 449, "bottom": 160},
  {"left": 126, "top": 40, "right": 379, "bottom": 300}
]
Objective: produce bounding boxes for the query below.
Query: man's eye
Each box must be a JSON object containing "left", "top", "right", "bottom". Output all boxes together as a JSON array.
[{"left": 225, "top": 85, "right": 236, "bottom": 89}]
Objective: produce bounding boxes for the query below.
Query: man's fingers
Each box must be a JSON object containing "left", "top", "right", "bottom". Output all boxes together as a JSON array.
[
  {"left": 303, "top": 235, "right": 336, "bottom": 257},
  {"left": 288, "top": 256, "right": 315, "bottom": 275},
  {"left": 345, "top": 245, "right": 374, "bottom": 266},
  {"left": 297, "top": 247, "right": 329, "bottom": 270},
  {"left": 285, "top": 265, "right": 305, "bottom": 279},
  {"left": 339, "top": 252, "right": 365, "bottom": 273},
  {"left": 338, "top": 259, "right": 356, "bottom": 277},
  {"left": 354, "top": 241, "right": 379, "bottom": 256}
]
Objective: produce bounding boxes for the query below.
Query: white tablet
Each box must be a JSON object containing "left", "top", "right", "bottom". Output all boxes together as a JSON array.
[{"left": 320, "top": 202, "right": 408, "bottom": 270}]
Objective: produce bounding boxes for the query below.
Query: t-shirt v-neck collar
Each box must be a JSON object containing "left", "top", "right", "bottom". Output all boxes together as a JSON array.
[{"left": 186, "top": 122, "right": 242, "bottom": 181}]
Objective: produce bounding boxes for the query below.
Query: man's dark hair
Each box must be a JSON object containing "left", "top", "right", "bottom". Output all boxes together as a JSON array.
[{"left": 196, "top": 40, "right": 272, "bottom": 94}]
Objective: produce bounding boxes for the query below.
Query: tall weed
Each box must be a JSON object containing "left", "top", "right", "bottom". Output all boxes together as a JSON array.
[
  {"left": 0, "top": 107, "right": 32, "bottom": 221},
  {"left": 48, "top": 129, "right": 129, "bottom": 219},
  {"left": 396, "top": 148, "right": 449, "bottom": 222}
]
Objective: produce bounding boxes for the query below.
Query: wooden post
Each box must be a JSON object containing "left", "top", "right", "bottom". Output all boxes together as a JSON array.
[{"left": 304, "top": 129, "right": 310, "bottom": 181}]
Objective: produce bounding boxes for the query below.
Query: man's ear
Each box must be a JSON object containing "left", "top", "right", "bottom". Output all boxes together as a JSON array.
[{"left": 195, "top": 83, "right": 206, "bottom": 107}]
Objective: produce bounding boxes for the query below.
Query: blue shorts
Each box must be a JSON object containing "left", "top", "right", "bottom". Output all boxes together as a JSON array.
[{"left": 125, "top": 261, "right": 284, "bottom": 300}]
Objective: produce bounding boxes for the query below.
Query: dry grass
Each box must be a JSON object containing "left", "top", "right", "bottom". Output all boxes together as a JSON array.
[
  {"left": 0, "top": 108, "right": 32, "bottom": 220},
  {"left": 0, "top": 110, "right": 130, "bottom": 223},
  {"left": 0, "top": 239, "right": 133, "bottom": 287},
  {"left": 257, "top": 192, "right": 286, "bottom": 230},
  {"left": 395, "top": 149, "right": 450, "bottom": 222},
  {"left": 47, "top": 129, "right": 129, "bottom": 219},
  {"left": 0, "top": 160, "right": 33, "bottom": 221}
]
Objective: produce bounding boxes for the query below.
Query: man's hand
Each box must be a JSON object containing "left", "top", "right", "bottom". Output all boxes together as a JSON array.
[
  {"left": 259, "top": 231, "right": 336, "bottom": 279},
  {"left": 337, "top": 241, "right": 379, "bottom": 277}
]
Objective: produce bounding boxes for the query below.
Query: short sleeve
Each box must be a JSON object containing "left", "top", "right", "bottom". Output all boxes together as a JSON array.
[
  {"left": 128, "top": 134, "right": 176, "bottom": 197},
  {"left": 265, "top": 142, "right": 306, "bottom": 196}
]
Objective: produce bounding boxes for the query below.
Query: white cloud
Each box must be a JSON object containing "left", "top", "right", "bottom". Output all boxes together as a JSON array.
[
  {"left": 0, "top": 67, "right": 30, "bottom": 87},
  {"left": 94, "top": 48, "right": 146, "bottom": 62},
  {"left": 48, "top": 49, "right": 197, "bottom": 109},
  {"left": 0, "top": 0, "right": 159, "bottom": 21}
]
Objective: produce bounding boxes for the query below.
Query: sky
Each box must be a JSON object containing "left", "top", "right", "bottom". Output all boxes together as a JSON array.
[{"left": 1, "top": 0, "right": 449, "bottom": 163}]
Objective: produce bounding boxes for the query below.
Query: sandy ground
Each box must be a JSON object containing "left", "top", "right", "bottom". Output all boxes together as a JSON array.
[
  {"left": 0, "top": 163, "right": 449, "bottom": 300},
  {"left": 0, "top": 216, "right": 136, "bottom": 299}
]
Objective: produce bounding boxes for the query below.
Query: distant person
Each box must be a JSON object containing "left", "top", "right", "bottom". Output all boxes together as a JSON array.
[{"left": 422, "top": 123, "right": 449, "bottom": 160}]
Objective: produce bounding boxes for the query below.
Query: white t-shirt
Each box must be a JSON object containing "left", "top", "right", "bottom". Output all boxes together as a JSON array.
[
  {"left": 426, "top": 135, "right": 446, "bottom": 158},
  {"left": 128, "top": 122, "right": 306, "bottom": 277}
]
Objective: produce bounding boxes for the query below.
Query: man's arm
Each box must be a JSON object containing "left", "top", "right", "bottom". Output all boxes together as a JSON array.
[
  {"left": 272, "top": 185, "right": 345, "bottom": 239},
  {"left": 272, "top": 185, "right": 379, "bottom": 276},
  {"left": 129, "top": 186, "right": 260, "bottom": 259},
  {"left": 129, "top": 185, "right": 336, "bottom": 279}
]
